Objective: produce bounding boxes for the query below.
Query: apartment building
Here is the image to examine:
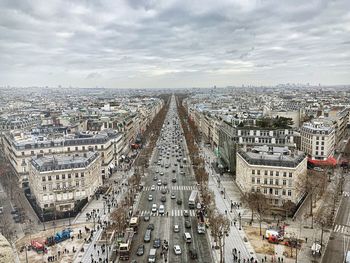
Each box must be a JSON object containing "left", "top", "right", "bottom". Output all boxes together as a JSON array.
[
  {"left": 29, "top": 152, "right": 102, "bottom": 211},
  {"left": 300, "top": 121, "right": 335, "bottom": 160},
  {"left": 218, "top": 121, "right": 296, "bottom": 173},
  {"left": 3, "top": 129, "right": 119, "bottom": 186},
  {"left": 236, "top": 146, "right": 307, "bottom": 206}
]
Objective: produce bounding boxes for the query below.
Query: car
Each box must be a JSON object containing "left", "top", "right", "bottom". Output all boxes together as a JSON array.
[
  {"left": 172, "top": 178, "right": 177, "bottom": 183},
  {"left": 180, "top": 171, "right": 185, "bottom": 175},
  {"left": 157, "top": 180, "right": 162, "bottom": 186},
  {"left": 151, "top": 185, "right": 156, "bottom": 191},
  {"left": 183, "top": 210, "right": 189, "bottom": 217},
  {"left": 160, "top": 195, "right": 166, "bottom": 202},
  {"left": 10, "top": 208, "right": 18, "bottom": 215},
  {"left": 161, "top": 188, "right": 167, "bottom": 194},
  {"left": 147, "top": 224, "right": 155, "bottom": 230},
  {"left": 155, "top": 170, "right": 159, "bottom": 173},
  {"left": 151, "top": 204, "right": 157, "bottom": 213},
  {"left": 173, "top": 225, "right": 180, "bottom": 233},
  {"left": 189, "top": 249, "right": 198, "bottom": 259},
  {"left": 136, "top": 244, "right": 145, "bottom": 256},
  {"left": 177, "top": 199, "right": 182, "bottom": 205},
  {"left": 180, "top": 164, "right": 183, "bottom": 168},
  {"left": 172, "top": 169, "right": 176, "bottom": 173},
  {"left": 162, "top": 181, "right": 168, "bottom": 186},
  {"left": 174, "top": 163, "right": 178, "bottom": 166},
  {"left": 171, "top": 193, "right": 176, "bottom": 199},
  {"left": 185, "top": 220, "right": 191, "bottom": 228},
  {"left": 148, "top": 195, "right": 153, "bottom": 201},
  {"left": 144, "top": 214, "right": 150, "bottom": 222},
  {"left": 153, "top": 176, "right": 158, "bottom": 181},
  {"left": 160, "top": 172, "right": 164, "bottom": 176},
  {"left": 174, "top": 245, "right": 182, "bottom": 255},
  {"left": 153, "top": 238, "right": 161, "bottom": 248}
]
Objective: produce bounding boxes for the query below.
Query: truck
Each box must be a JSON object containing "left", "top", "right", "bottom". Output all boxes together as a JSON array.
[
  {"left": 118, "top": 228, "right": 134, "bottom": 260},
  {"left": 188, "top": 190, "right": 198, "bottom": 209},
  {"left": 45, "top": 228, "right": 72, "bottom": 246},
  {"left": 30, "top": 240, "right": 47, "bottom": 254},
  {"left": 129, "top": 216, "right": 139, "bottom": 233}
]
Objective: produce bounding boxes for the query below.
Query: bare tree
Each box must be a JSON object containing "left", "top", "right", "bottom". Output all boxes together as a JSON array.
[
  {"left": 295, "top": 170, "right": 328, "bottom": 228},
  {"left": 208, "top": 209, "right": 230, "bottom": 263},
  {"left": 110, "top": 206, "right": 128, "bottom": 237},
  {"left": 242, "top": 192, "right": 270, "bottom": 235}
]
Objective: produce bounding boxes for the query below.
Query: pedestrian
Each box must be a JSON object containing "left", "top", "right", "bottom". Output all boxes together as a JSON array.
[{"left": 305, "top": 237, "right": 308, "bottom": 243}]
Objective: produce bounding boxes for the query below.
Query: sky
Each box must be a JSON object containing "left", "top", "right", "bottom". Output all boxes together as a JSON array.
[{"left": 0, "top": 0, "right": 349, "bottom": 89}]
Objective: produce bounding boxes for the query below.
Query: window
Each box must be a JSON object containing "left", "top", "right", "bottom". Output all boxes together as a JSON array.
[
  {"left": 269, "top": 188, "right": 273, "bottom": 194},
  {"left": 274, "top": 189, "right": 279, "bottom": 195},
  {"left": 256, "top": 188, "right": 260, "bottom": 192},
  {"left": 282, "top": 189, "right": 286, "bottom": 195},
  {"left": 321, "top": 151, "right": 324, "bottom": 156},
  {"left": 56, "top": 175, "right": 60, "bottom": 180},
  {"left": 275, "top": 199, "right": 279, "bottom": 205},
  {"left": 257, "top": 178, "right": 260, "bottom": 184},
  {"left": 21, "top": 152, "right": 25, "bottom": 156},
  {"left": 270, "top": 171, "right": 273, "bottom": 176},
  {"left": 75, "top": 147, "right": 78, "bottom": 151},
  {"left": 283, "top": 180, "right": 286, "bottom": 186},
  {"left": 264, "top": 170, "right": 268, "bottom": 176},
  {"left": 263, "top": 188, "right": 267, "bottom": 194},
  {"left": 68, "top": 174, "right": 71, "bottom": 179},
  {"left": 82, "top": 146, "right": 85, "bottom": 150},
  {"left": 43, "top": 185, "right": 47, "bottom": 191},
  {"left": 316, "top": 151, "right": 318, "bottom": 155},
  {"left": 31, "top": 151, "right": 34, "bottom": 156},
  {"left": 42, "top": 176, "right": 46, "bottom": 182},
  {"left": 275, "top": 179, "right": 279, "bottom": 185},
  {"left": 264, "top": 178, "right": 268, "bottom": 184},
  {"left": 75, "top": 173, "right": 79, "bottom": 178},
  {"left": 76, "top": 181, "right": 80, "bottom": 186},
  {"left": 288, "top": 190, "right": 292, "bottom": 196},
  {"left": 289, "top": 172, "right": 293, "bottom": 178},
  {"left": 257, "top": 170, "right": 260, "bottom": 175},
  {"left": 276, "top": 171, "right": 279, "bottom": 176},
  {"left": 269, "top": 179, "right": 273, "bottom": 185},
  {"left": 283, "top": 172, "right": 287, "bottom": 177},
  {"left": 81, "top": 172, "right": 84, "bottom": 178},
  {"left": 252, "top": 170, "right": 255, "bottom": 175},
  {"left": 316, "top": 141, "right": 319, "bottom": 145},
  {"left": 48, "top": 176, "right": 52, "bottom": 181},
  {"left": 62, "top": 174, "right": 66, "bottom": 180},
  {"left": 67, "top": 147, "right": 70, "bottom": 152},
  {"left": 252, "top": 177, "right": 255, "bottom": 183}
]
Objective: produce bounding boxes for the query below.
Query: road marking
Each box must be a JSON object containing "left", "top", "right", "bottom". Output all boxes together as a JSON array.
[{"left": 334, "top": 224, "right": 350, "bottom": 234}]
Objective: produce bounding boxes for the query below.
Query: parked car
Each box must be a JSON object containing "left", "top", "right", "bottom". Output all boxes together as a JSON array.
[
  {"left": 161, "top": 195, "right": 166, "bottom": 202},
  {"left": 144, "top": 214, "right": 150, "bottom": 222},
  {"left": 177, "top": 199, "right": 182, "bottom": 205},
  {"left": 171, "top": 193, "right": 176, "bottom": 199}
]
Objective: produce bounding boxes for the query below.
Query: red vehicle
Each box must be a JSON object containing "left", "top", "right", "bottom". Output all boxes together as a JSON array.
[{"left": 30, "top": 240, "right": 47, "bottom": 254}]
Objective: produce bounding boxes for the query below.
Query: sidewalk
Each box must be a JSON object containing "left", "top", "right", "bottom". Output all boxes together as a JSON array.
[
  {"left": 201, "top": 146, "right": 258, "bottom": 262},
  {"left": 201, "top": 145, "right": 334, "bottom": 263}
]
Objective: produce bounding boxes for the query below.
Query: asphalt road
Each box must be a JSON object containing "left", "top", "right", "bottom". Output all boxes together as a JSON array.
[
  {"left": 322, "top": 179, "right": 350, "bottom": 263},
  {"left": 128, "top": 96, "right": 212, "bottom": 263}
]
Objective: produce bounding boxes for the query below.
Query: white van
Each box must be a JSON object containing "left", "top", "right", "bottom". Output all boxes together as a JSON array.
[
  {"left": 183, "top": 232, "right": 192, "bottom": 243},
  {"left": 159, "top": 204, "right": 165, "bottom": 215},
  {"left": 148, "top": 248, "right": 157, "bottom": 262},
  {"left": 151, "top": 204, "right": 157, "bottom": 213}
]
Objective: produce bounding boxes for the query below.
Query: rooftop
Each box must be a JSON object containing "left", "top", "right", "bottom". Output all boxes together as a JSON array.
[
  {"left": 31, "top": 152, "right": 99, "bottom": 172},
  {"left": 238, "top": 146, "right": 306, "bottom": 168}
]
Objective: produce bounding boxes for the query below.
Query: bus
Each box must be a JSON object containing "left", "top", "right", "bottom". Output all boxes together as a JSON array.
[
  {"left": 118, "top": 228, "right": 134, "bottom": 260},
  {"left": 188, "top": 190, "right": 198, "bottom": 209},
  {"left": 129, "top": 216, "right": 139, "bottom": 233}
]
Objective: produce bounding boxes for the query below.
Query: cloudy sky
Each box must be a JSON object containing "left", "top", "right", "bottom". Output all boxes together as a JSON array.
[{"left": 0, "top": 0, "right": 349, "bottom": 88}]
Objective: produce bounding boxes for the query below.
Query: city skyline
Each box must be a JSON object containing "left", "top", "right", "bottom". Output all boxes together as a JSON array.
[{"left": 1, "top": 0, "right": 350, "bottom": 88}]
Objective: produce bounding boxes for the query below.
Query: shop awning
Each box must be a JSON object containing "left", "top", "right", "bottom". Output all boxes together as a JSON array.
[{"left": 308, "top": 156, "right": 337, "bottom": 167}]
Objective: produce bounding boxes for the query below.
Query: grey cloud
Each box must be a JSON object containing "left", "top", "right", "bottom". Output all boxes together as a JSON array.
[{"left": 0, "top": 0, "right": 349, "bottom": 88}]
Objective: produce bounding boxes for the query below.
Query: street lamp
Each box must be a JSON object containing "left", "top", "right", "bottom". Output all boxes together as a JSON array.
[{"left": 239, "top": 213, "right": 242, "bottom": 230}]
